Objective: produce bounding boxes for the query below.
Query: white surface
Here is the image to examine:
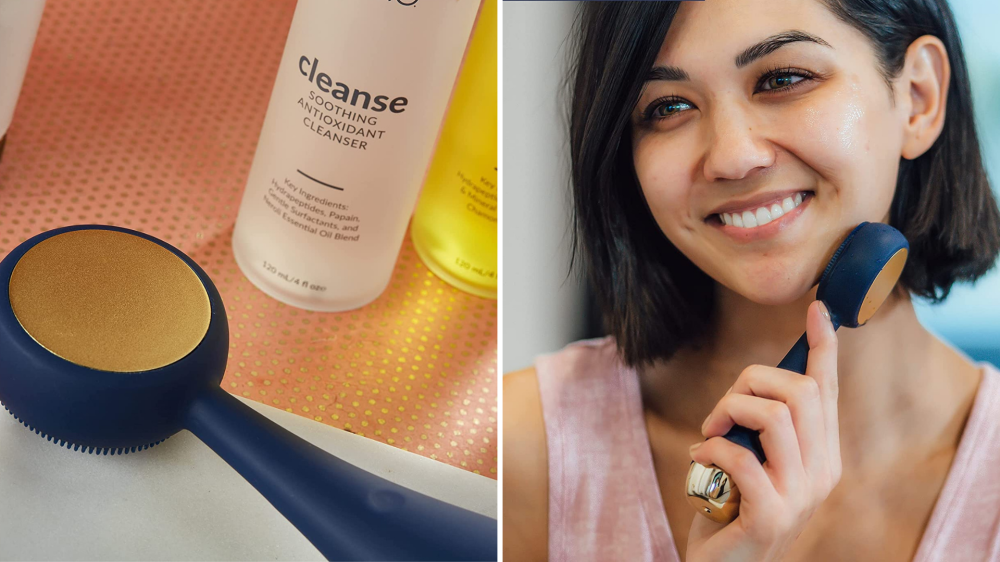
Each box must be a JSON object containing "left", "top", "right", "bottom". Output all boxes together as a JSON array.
[
  {"left": 502, "top": 1, "right": 588, "bottom": 373},
  {"left": 0, "top": 396, "right": 497, "bottom": 561}
]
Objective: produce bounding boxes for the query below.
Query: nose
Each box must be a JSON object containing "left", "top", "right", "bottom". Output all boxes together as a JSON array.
[{"left": 701, "top": 100, "right": 776, "bottom": 182}]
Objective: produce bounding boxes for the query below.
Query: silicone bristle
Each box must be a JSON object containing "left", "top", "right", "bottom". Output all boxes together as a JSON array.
[
  {"left": 819, "top": 223, "right": 865, "bottom": 286},
  {"left": 2, "top": 402, "right": 167, "bottom": 455}
]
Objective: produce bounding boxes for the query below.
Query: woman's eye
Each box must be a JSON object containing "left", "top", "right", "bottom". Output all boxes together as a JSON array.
[
  {"left": 651, "top": 99, "right": 692, "bottom": 119},
  {"left": 759, "top": 72, "right": 806, "bottom": 92}
]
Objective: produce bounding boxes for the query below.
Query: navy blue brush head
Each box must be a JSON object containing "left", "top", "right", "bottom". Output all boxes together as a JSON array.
[
  {"left": 0, "top": 225, "right": 229, "bottom": 453},
  {"left": 818, "top": 222, "right": 866, "bottom": 287},
  {"left": 816, "top": 222, "right": 909, "bottom": 328}
]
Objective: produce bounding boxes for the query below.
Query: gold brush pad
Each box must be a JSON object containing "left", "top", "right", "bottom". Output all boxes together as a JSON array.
[
  {"left": 858, "top": 247, "right": 908, "bottom": 325},
  {"left": 8, "top": 230, "right": 211, "bottom": 373}
]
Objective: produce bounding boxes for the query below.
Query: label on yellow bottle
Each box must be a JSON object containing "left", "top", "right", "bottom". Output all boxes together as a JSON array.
[{"left": 411, "top": 0, "right": 498, "bottom": 299}]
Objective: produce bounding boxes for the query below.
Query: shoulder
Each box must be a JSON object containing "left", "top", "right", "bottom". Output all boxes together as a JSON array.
[
  {"left": 503, "top": 367, "right": 549, "bottom": 562},
  {"left": 968, "top": 362, "right": 1000, "bottom": 428},
  {"left": 535, "top": 336, "right": 620, "bottom": 388},
  {"left": 915, "top": 362, "right": 1000, "bottom": 560},
  {"left": 542, "top": 335, "right": 618, "bottom": 362},
  {"left": 973, "top": 362, "right": 1000, "bottom": 434},
  {"left": 950, "top": 361, "right": 1000, "bottom": 484},
  {"left": 502, "top": 338, "right": 626, "bottom": 561}
]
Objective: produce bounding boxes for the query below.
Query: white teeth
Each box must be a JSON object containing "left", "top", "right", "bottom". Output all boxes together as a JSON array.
[{"left": 719, "top": 192, "right": 807, "bottom": 229}]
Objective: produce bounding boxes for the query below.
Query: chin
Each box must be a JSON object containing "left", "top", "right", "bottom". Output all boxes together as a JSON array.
[{"left": 720, "top": 267, "right": 819, "bottom": 306}]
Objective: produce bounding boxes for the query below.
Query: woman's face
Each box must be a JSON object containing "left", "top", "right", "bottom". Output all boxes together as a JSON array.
[{"left": 631, "top": 0, "right": 909, "bottom": 305}]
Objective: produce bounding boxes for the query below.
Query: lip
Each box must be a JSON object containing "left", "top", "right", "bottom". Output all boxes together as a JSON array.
[
  {"left": 710, "top": 192, "right": 813, "bottom": 243},
  {"left": 706, "top": 189, "right": 811, "bottom": 217}
]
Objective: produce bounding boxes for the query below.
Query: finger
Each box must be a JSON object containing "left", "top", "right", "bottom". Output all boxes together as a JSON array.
[
  {"left": 700, "top": 393, "right": 805, "bottom": 491},
  {"left": 728, "top": 365, "right": 827, "bottom": 481},
  {"left": 805, "top": 300, "right": 842, "bottom": 481},
  {"left": 805, "top": 300, "right": 838, "bottom": 400},
  {"left": 690, "top": 436, "right": 780, "bottom": 514}
]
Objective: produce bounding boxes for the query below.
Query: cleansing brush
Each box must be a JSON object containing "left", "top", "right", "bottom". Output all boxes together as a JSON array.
[
  {"left": 0, "top": 224, "right": 497, "bottom": 561},
  {"left": 685, "top": 221, "right": 909, "bottom": 524}
]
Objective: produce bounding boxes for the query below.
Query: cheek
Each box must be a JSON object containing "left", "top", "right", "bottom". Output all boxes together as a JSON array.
[
  {"left": 785, "top": 81, "right": 901, "bottom": 218},
  {"left": 793, "top": 84, "right": 870, "bottom": 173},
  {"left": 633, "top": 132, "right": 701, "bottom": 234}
]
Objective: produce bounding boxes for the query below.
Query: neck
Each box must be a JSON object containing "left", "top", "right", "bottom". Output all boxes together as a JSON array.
[{"left": 639, "top": 285, "right": 982, "bottom": 475}]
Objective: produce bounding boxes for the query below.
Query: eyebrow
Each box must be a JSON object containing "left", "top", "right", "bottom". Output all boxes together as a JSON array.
[
  {"left": 734, "top": 30, "right": 832, "bottom": 68},
  {"left": 647, "top": 65, "right": 690, "bottom": 82},
  {"left": 644, "top": 30, "right": 832, "bottom": 82}
]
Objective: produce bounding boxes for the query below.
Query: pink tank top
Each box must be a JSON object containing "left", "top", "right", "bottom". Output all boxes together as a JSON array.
[{"left": 536, "top": 337, "right": 1000, "bottom": 561}]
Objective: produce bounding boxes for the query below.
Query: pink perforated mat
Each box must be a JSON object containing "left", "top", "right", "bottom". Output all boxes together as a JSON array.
[{"left": 0, "top": 0, "right": 497, "bottom": 478}]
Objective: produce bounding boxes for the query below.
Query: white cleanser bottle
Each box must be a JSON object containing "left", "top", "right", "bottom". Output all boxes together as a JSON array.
[
  {"left": 232, "top": 0, "right": 482, "bottom": 311},
  {"left": 0, "top": 0, "right": 46, "bottom": 162}
]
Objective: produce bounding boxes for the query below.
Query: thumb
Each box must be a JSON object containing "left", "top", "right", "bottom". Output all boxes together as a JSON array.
[{"left": 805, "top": 300, "right": 839, "bottom": 393}]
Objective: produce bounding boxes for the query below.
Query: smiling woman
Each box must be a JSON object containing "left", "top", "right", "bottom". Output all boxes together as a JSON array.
[{"left": 503, "top": 1, "right": 1000, "bottom": 561}]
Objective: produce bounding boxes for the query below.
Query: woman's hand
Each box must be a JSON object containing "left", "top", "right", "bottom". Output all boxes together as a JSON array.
[{"left": 685, "top": 300, "right": 843, "bottom": 562}]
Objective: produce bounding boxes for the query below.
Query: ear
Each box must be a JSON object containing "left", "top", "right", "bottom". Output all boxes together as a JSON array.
[{"left": 898, "top": 35, "right": 951, "bottom": 160}]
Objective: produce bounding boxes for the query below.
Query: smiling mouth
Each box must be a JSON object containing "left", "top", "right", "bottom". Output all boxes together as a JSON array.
[{"left": 709, "top": 191, "right": 813, "bottom": 229}]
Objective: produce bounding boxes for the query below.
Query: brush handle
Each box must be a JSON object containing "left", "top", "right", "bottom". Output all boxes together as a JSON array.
[
  {"left": 724, "top": 315, "right": 840, "bottom": 462},
  {"left": 185, "top": 385, "right": 496, "bottom": 561}
]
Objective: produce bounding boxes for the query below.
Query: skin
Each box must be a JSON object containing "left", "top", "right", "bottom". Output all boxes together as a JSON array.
[{"left": 504, "top": 0, "right": 984, "bottom": 561}]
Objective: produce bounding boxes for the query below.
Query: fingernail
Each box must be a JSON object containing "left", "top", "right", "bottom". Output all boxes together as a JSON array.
[
  {"left": 818, "top": 301, "right": 831, "bottom": 322},
  {"left": 701, "top": 412, "right": 712, "bottom": 433},
  {"left": 689, "top": 442, "right": 702, "bottom": 454}
]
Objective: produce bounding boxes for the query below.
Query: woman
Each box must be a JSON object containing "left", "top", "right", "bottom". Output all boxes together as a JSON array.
[{"left": 504, "top": 1, "right": 1000, "bottom": 561}]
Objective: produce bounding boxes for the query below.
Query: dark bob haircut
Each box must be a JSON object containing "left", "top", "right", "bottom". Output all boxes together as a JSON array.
[{"left": 568, "top": 0, "right": 1000, "bottom": 367}]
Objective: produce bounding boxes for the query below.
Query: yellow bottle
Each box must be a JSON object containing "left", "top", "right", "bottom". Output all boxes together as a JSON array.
[{"left": 410, "top": 0, "right": 497, "bottom": 300}]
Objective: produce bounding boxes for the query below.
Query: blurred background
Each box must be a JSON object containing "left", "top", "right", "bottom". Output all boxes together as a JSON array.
[{"left": 503, "top": 0, "right": 1000, "bottom": 372}]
